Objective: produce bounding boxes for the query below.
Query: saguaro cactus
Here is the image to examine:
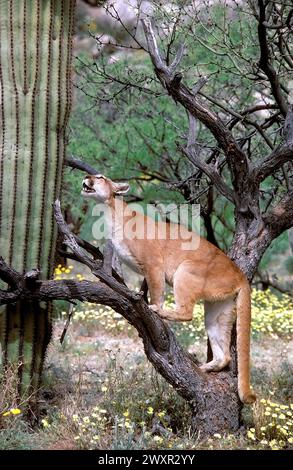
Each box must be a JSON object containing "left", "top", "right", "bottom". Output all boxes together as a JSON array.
[{"left": 0, "top": 0, "right": 75, "bottom": 397}]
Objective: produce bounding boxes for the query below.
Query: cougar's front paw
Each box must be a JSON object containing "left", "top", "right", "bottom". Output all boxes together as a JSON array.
[
  {"left": 199, "top": 363, "right": 215, "bottom": 372},
  {"left": 149, "top": 304, "right": 160, "bottom": 313}
]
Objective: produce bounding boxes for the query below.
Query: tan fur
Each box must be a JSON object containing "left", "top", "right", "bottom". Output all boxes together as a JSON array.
[{"left": 81, "top": 174, "right": 256, "bottom": 404}]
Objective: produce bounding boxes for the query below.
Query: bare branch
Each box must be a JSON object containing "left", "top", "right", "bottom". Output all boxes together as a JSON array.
[
  {"left": 142, "top": 20, "right": 168, "bottom": 74},
  {"left": 192, "top": 76, "right": 208, "bottom": 95},
  {"left": 142, "top": 18, "right": 251, "bottom": 207},
  {"left": 283, "top": 105, "right": 293, "bottom": 143},
  {"left": 252, "top": 142, "right": 293, "bottom": 183},
  {"left": 179, "top": 145, "right": 236, "bottom": 204},
  {"left": 169, "top": 42, "right": 185, "bottom": 75},
  {"left": 62, "top": 234, "right": 126, "bottom": 286},
  {"left": 66, "top": 156, "right": 98, "bottom": 175},
  {"left": 255, "top": 270, "right": 293, "bottom": 297},
  {"left": 0, "top": 257, "right": 22, "bottom": 287},
  {"left": 264, "top": 188, "right": 293, "bottom": 237},
  {"left": 257, "top": 0, "right": 288, "bottom": 116},
  {"left": 253, "top": 106, "right": 293, "bottom": 182},
  {"left": 81, "top": 0, "right": 107, "bottom": 5},
  {"left": 187, "top": 113, "right": 199, "bottom": 150},
  {"left": 60, "top": 304, "right": 74, "bottom": 345},
  {"left": 185, "top": 113, "right": 235, "bottom": 203}
]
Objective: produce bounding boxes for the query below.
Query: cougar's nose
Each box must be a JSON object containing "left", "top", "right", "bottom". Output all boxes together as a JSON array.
[{"left": 85, "top": 176, "right": 94, "bottom": 185}]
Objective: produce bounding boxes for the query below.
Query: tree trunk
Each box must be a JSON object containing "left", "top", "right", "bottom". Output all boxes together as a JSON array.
[
  {"left": 0, "top": 0, "right": 75, "bottom": 397},
  {"left": 229, "top": 218, "right": 273, "bottom": 281},
  {"left": 142, "top": 325, "right": 242, "bottom": 436}
]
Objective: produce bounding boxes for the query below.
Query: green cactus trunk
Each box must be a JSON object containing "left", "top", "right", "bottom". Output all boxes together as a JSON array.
[{"left": 0, "top": 0, "right": 75, "bottom": 398}]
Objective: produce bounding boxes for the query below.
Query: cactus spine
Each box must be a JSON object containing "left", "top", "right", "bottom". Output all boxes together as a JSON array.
[{"left": 0, "top": 0, "right": 75, "bottom": 397}]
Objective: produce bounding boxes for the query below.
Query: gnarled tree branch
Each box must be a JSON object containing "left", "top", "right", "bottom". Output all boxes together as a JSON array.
[
  {"left": 264, "top": 188, "right": 293, "bottom": 238},
  {"left": 257, "top": 0, "right": 288, "bottom": 117},
  {"left": 178, "top": 144, "right": 236, "bottom": 204},
  {"left": 66, "top": 156, "right": 99, "bottom": 175},
  {"left": 252, "top": 106, "right": 293, "bottom": 182},
  {"left": 252, "top": 142, "right": 293, "bottom": 183},
  {"left": 141, "top": 19, "right": 250, "bottom": 199}
]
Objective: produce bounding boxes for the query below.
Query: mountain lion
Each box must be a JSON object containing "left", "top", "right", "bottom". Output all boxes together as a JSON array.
[{"left": 81, "top": 174, "right": 256, "bottom": 404}]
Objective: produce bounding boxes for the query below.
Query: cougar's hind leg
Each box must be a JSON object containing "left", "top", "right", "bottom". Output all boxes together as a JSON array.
[{"left": 200, "top": 298, "right": 236, "bottom": 372}]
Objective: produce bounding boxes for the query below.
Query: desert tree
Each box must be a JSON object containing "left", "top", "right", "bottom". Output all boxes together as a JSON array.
[{"left": 67, "top": 0, "right": 293, "bottom": 430}]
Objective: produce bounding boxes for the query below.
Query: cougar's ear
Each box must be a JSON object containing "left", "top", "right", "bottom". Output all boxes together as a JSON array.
[{"left": 113, "top": 181, "right": 130, "bottom": 196}]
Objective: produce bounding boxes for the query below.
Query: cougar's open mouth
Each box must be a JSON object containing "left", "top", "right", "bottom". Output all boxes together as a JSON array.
[{"left": 82, "top": 182, "right": 95, "bottom": 193}]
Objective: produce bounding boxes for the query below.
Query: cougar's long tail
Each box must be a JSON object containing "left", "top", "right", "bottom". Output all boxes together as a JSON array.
[{"left": 236, "top": 281, "right": 256, "bottom": 404}]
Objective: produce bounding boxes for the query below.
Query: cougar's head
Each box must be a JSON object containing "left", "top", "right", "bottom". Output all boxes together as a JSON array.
[{"left": 81, "top": 174, "right": 130, "bottom": 203}]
